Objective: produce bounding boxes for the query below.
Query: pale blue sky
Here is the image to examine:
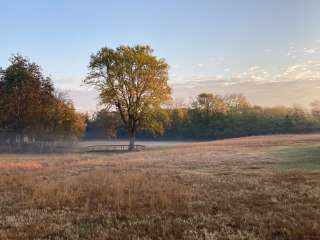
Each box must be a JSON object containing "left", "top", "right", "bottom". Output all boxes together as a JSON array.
[{"left": 1, "top": 0, "right": 320, "bottom": 110}]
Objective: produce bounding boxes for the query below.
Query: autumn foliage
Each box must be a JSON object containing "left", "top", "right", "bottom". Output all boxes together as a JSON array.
[{"left": 0, "top": 55, "right": 85, "bottom": 145}]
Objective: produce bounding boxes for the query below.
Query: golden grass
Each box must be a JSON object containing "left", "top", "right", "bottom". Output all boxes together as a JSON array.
[
  {"left": 0, "top": 161, "right": 43, "bottom": 170},
  {"left": 0, "top": 134, "right": 320, "bottom": 239}
]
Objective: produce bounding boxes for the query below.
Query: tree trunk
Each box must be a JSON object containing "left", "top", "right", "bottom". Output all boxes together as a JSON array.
[
  {"left": 128, "top": 116, "right": 136, "bottom": 151},
  {"left": 129, "top": 131, "right": 135, "bottom": 151}
]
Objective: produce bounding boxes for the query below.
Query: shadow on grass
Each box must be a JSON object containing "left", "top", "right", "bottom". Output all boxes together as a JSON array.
[{"left": 270, "top": 143, "right": 320, "bottom": 171}]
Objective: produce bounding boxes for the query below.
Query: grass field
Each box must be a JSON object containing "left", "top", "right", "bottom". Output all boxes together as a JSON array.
[
  {"left": 271, "top": 143, "right": 320, "bottom": 171},
  {"left": 0, "top": 134, "right": 320, "bottom": 240}
]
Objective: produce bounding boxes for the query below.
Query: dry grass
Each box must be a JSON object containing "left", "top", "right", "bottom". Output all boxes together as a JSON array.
[{"left": 0, "top": 134, "right": 320, "bottom": 239}]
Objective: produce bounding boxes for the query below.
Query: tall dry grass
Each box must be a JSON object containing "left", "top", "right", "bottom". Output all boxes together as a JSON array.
[
  {"left": 0, "top": 134, "right": 320, "bottom": 239},
  {"left": 30, "top": 171, "right": 192, "bottom": 213}
]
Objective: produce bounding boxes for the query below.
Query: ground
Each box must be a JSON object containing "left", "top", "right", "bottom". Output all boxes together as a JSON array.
[{"left": 0, "top": 134, "right": 320, "bottom": 240}]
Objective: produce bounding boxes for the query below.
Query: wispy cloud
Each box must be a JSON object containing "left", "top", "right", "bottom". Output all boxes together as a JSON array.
[
  {"left": 172, "top": 77, "right": 320, "bottom": 108},
  {"left": 172, "top": 60, "right": 320, "bottom": 86},
  {"left": 276, "top": 61, "right": 320, "bottom": 81},
  {"left": 286, "top": 43, "right": 320, "bottom": 59},
  {"left": 232, "top": 66, "right": 271, "bottom": 83},
  {"left": 303, "top": 47, "right": 319, "bottom": 55},
  {"left": 287, "top": 43, "right": 298, "bottom": 59},
  {"left": 195, "top": 63, "right": 204, "bottom": 68}
]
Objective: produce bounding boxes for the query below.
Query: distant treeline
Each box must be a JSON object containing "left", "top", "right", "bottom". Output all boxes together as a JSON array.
[
  {"left": 85, "top": 93, "right": 320, "bottom": 140},
  {"left": 0, "top": 55, "right": 86, "bottom": 147},
  {"left": 2, "top": 54, "right": 320, "bottom": 144}
]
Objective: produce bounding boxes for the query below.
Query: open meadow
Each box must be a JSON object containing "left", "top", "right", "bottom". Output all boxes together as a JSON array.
[{"left": 0, "top": 134, "right": 320, "bottom": 240}]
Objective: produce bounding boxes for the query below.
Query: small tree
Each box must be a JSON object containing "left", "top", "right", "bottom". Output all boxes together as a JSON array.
[
  {"left": 311, "top": 100, "right": 320, "bottom": 119},
  {"left": 85, "top": 45, "right": 171, "bottom": 150},
  {"left": 192, "top": 93, "right": 226, "bottom": 114}
]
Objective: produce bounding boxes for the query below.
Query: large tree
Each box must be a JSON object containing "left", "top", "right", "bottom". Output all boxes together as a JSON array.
[
  {"left": 0, "top": 55, "right": 48, "bottom": 135},
  {"left": 85, "top": 45, "right": 171, "bottom": 150},
  {"left": 0, "top": 54, "right": 85, "bottom": 142}
]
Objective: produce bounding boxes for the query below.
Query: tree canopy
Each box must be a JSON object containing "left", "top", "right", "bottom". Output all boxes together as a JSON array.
[
  {"left": 0, "top": 55, "right": 85, "bottom": 143},
  {"left": 85, "top": 45, "right": 171, "bottom": 149}
]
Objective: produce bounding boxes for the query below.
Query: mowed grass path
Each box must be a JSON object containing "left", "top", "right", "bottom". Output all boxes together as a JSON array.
[
  {"left": 270, "top": 143, "right": 320, "bottom": 171},
  {"left": 0, "top": 134, "right": 320, "bottom": 240}
]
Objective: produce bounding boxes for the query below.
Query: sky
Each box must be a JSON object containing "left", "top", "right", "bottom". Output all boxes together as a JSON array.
[{"left": 1, "top": 0, "right": 320, "bottom": 112}]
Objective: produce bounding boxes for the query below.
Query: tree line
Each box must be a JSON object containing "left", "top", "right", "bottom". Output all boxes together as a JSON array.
[
  {"left": 85, "top": 93, "right": 320, "bottom": 141},
  {"left": 2, "top": 46, "right": 320, "bottom": 150},
  {"left": 0, "top": 55, "right": 86, "bottom": 146}
]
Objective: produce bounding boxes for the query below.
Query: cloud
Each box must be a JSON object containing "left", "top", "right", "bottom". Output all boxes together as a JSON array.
[
  {"left": 172, "top": 77, "right": 320, "bottom": 108},
  {"left": 195, "top": 63, "right": 204, "bottom": 68},
  {"left": 303, "top": 47, "right": 318, "bottom": 55},
  {"left": 173, "top": 60, "right": 320, "bottom": 87},
  {"left": 276, "top": 61, "right": 320, "bottom": 81},
  {"left": 184, "top": 74, "right": 224, "bottom": 84},
  {"left": 287, "top": 44, "right": 298, "bottom": 59},
  {"left": 229, "top": 61, "right": 320, "bottom": 84},
  {"left": 170, "top": 60, "right": 320, "bottom": 108},
  {"left": 285, "top": 43, "right": 319, "bottom": 58},
  {"left": 232, "top": 66, "right": 271, "bottom": 83}
]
